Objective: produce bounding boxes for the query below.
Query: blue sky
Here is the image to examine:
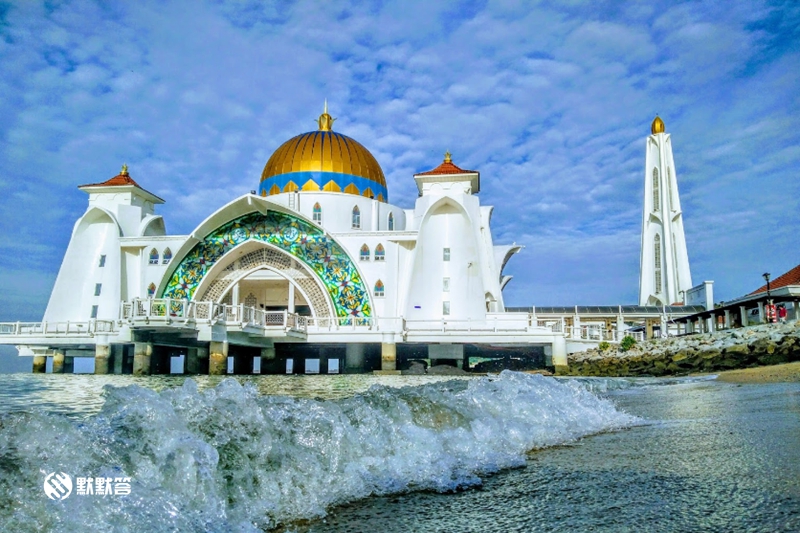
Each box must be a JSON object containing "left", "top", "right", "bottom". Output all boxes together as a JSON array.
[{"left": 0, "top": 0, "right": 798, "bottom": 334}]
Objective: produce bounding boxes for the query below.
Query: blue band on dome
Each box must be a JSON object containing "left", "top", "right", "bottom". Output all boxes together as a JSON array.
[{"left": 258, "top": 171, "right": 388, "bottom": 201}]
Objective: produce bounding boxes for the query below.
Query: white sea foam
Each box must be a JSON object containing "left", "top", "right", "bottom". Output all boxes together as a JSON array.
[{"left": 0, "top": 371, "right": 637, "bottom": 532}]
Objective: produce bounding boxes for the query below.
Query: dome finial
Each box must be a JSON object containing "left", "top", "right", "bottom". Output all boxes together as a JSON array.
[
  {"left": 120, "top": 163, "right": 129, "bottom": 176},
  {"left": 444, "top": 151, "right": 452, "bottom": 163},
  {"left": 651, "top": 115, "right": 665, "bottom": 135},
  {"left": 318, "top": 100, "right": 336, "bottom": 132}
]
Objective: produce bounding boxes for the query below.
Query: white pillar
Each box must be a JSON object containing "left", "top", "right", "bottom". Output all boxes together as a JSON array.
[
  {"left": 739, "top": 306, "right": 748, "bottom": 327},
  {"left": 757, "top": 301, "right": 765, "bottom": 324},
  {"left": 232, "top": 283, "right": 240, "bottom": 306},
  {"left": 288, "top": 283, "right": 296, "bottom": 313},
  {"left": 552, "top": 336, "right": 568, "bottom": 374}
]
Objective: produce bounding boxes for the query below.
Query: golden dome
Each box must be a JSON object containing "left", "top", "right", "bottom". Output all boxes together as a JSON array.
[
  {"left": 651, "top": 115, "right": 665, "bottom": 134},
  {"left": 259, "top": 103, "right": 388, "bottom": 202}
]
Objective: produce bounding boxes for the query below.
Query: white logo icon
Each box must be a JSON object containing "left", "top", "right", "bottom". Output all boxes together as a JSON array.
[{"left": 44, "top": 472, "right": 73, "bottom": 501}]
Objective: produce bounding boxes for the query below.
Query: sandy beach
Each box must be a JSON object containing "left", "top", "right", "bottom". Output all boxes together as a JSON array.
[{"left": 715, "top": 361, "right": 800, "bottom": 383}]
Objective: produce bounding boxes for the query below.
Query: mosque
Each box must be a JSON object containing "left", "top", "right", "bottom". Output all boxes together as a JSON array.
[{"left": 0, "top": 108, "right": 708, "bottom": 375}]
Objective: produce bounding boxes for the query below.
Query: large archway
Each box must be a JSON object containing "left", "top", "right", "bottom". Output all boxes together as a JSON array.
[
  {"left": 161, "top": 210, "right": 372, "bottom": 317},
  {"left": 198, "top": 245, "right": 333, "bottom": 317}
]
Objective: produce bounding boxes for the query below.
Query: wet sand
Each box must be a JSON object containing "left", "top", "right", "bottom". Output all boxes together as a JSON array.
[{"left": 715, "top": 361, "right": 800, "bottom": 383}]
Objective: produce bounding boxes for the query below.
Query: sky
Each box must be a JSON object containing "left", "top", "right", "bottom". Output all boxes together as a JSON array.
[{"left": 0, "top": 0, "right": 798, "bottom": 362}]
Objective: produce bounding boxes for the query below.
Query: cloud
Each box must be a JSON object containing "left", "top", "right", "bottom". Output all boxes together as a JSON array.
[{"left": 0, "top": 0, "right": 798, "bottom": 326}]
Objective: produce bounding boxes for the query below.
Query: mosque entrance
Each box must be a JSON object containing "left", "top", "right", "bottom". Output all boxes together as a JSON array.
[{"left": 219, "top": 269, "right": 312, "bottom": 315}]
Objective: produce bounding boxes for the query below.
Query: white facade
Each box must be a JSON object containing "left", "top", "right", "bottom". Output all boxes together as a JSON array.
[
  {"left": 40, "top": 166, "right": 517, "bottom": 328},
  {"left": 639, "top": 117, "right": 693, "bottom": 306}
]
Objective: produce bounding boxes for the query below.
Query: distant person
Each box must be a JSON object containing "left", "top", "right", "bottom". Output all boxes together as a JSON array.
[{"left": 778, "top": 305, "right": 787, "bottom": 323}]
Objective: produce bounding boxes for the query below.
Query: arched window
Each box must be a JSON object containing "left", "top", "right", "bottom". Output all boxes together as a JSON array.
[
  {"left": 147, "top": 283, "right": 156, "bottom": 297},
  {"left": 388, "top": 212, "right": 395, "bottom": 231},
  {"left": 652, "top": 168, "right": 660, "bottom": 212},
  {"left": 375, "top": 244, "right": 385, "bottom": 261},
  {"left": 654, "top": 234, "right": 662, "bottom": 294},
  {"left": 352, "top": 205, "right": 361, "bottom": 229},
  {"left": 244, "top": 292, "right": 257, "bottom": 307},
  {"left": 374, "top": 280, "right": 385, "bottom": 298},
  {"left": 162, "top": 248, "right": 172, "bottom": 265},
  {"left": 313, "top": 202, "right": 322, "bottom": 224},
  {"left": 149, "top": 248, "right": 159, "bottom": 265},
  {"left": 360, "top": 244, "right": 370, "bottom": 261}
]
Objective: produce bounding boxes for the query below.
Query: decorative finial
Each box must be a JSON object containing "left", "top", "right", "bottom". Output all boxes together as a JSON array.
[
  {"left": 317, "top": 100, "right": 336, "bottom": 132},
  {"left": 120, "top": 164, "right": 129, "bottom": 176},
  {"left": 651, "top": 115, "right": 665, "bottom": 135},
  {"left": 444, "top": 151, "right": 452, "bottom": 163}
]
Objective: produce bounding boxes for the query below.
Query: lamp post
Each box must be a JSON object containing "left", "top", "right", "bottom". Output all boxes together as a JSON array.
[{"left": 763, "top": 272, "right": 773, "bottom": 323}]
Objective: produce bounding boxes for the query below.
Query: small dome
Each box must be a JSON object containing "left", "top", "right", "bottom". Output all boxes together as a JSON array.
[
  {"left": 651, "top": 115, "right": 665, "bottom": 134},
  {"left": 259, "top": 103, "right": 388, "bottom": 202}
]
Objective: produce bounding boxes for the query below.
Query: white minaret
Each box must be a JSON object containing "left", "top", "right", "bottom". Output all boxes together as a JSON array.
[{"left": 639, "top": 116, "right": 693, "bottom": 306}]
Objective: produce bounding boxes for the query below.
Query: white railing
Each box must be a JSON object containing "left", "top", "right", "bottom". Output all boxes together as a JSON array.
[
  {"left": 564, "top": 326, "right": 645, "bottom": 343},
  {"left": 122, "top": 299, "right": 306, "bottom": 333},
  {"left": 0, "top": 320, "right": 117, "bottom": 336}
]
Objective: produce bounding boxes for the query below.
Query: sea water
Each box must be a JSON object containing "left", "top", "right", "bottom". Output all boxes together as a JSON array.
[{"left": 0, "top": 372, "right": 797, "bottom": 532}]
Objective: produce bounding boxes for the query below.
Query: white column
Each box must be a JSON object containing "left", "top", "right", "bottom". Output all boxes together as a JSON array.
[
  {"left": 288, "top": 283, "right": 296, "bottom": 313},
  {"left": 739, "top": 306, "right": 748, "bottom": 327},
  {"left": 232, "top": 283, "right": 240, "bottom": 306}
]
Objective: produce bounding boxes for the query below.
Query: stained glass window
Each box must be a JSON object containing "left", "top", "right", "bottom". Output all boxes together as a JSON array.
[
  {"left": 388, "top": 212, "right": 394, "bottom": 231},
  {"left": 162, "top": 248, "right": 172, "bottom": 265},
  {"left": 147, "top": 283, "right": 156, "bottom": 297},
  {"left": 352, "top": 205, "right": 361, "bottom": 229},
  {"left": 149, "top": 248, "right": 159, "bottom": 265},
  {"left": 375, "top": 244, "right": 385, "bottom": 261},
  {"left": 374, "top": 280, "right": 385, "bottom": 298},
  {"left": 313, "top": 203, "right": 322, "bottom": 224},
  {"left": 360, "top": 244, "right": 370, "bottom": 261}
]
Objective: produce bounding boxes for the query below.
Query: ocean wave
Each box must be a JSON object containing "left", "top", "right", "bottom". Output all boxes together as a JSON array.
[{"left": 0, "top": 371, "right": 637, "bottom": 532}]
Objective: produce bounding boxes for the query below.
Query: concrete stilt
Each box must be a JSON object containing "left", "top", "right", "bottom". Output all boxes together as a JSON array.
[
  {"left": 552, "top": 336, "right": 569, "bottom": 375},
  {"left": 32, "top": 356, "right": 46, "bottom": 373},
  {"left": 133, "top": 342, "right": 153, "bottom": 376},
  {"left": 345, "top": 344, "right": 365, "bottom": 372},
  {"left": 196, "top": 346, "right": 209, "bottom": 374},
  {"left": 113, "top": 346, "right": 124, "bottom": 374},
  {"left": 209, "top": 341, "right": 228, "bottom": 375},
  {"left": 94, "top": 344, "right": 111, "bottom": 374},
  {"left": 379, "top": 342, "right": 398, "bottom": 373},
  {"left": 185, "top": 348, "right": 200, "bottom": 375},
  {"left": 52, "top": 350, "right": 65, "bottom": 374}
]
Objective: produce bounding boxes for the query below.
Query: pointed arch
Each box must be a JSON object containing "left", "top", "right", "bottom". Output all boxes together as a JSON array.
[
  {"left": 149, "top": 248, "right": 159, "bottom": 265},
  {"left": 388, "top": 212, "right": 394, "bottom": 231},
  {"left": 360, "top": 243, "right": 370, "bottom": 261},
  {"left": 162, "top": 210, "right": 372, "bottom": 318},
  {"left": 374, "top": 279, "right": 385, "bottom": 298},
  {"left": 147, "top": 283, "right": 156, "bottom": 297},
  {"left": 313, "top": 202, "right": 322, "bottom": 224},
  {"left": 375, "top": 243, "right": 385, "bottom": 261},
  {"left": 162, "top": 247, "right": 172, "bottom": 265},
  {"left": 652, "top": 168, "right": 660, "bottom": 212},
  {"left": 352, "top": 205, "right": 361, "bottom": 229}
]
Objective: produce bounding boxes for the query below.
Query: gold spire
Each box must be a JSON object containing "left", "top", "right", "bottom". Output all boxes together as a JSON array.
[
  {"left": 651, "top": 115, "right": 665, "bottom": 134},
  {"left": 444, "top": 151, "right": 452, "bottom": 163},
  {"left": 120, "top": 163, "right": 129, "bottom": 176},
  {"left": 317, "top": 100, "right": 336, "bottom": 131}
]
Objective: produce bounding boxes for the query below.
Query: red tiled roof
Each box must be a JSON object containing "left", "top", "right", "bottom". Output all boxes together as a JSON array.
[
  {"left": 80, "top": 167, "right": 142, "bottom": 189},
  {"left": 416, "top": 158, "right": 477, "bottom": 176},
  {"left": 750, "top": 263, "right": 800, "bottom": 294}
]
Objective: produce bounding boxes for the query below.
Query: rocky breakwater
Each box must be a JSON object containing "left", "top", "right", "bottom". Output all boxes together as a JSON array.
[{"left": 565, "top": 320, "right": 800, "bottom": 377}]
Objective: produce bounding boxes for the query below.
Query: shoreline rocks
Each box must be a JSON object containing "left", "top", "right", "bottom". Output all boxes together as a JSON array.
[{"left": 564, "top": 320, "right": 800, "bottom": 377}]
